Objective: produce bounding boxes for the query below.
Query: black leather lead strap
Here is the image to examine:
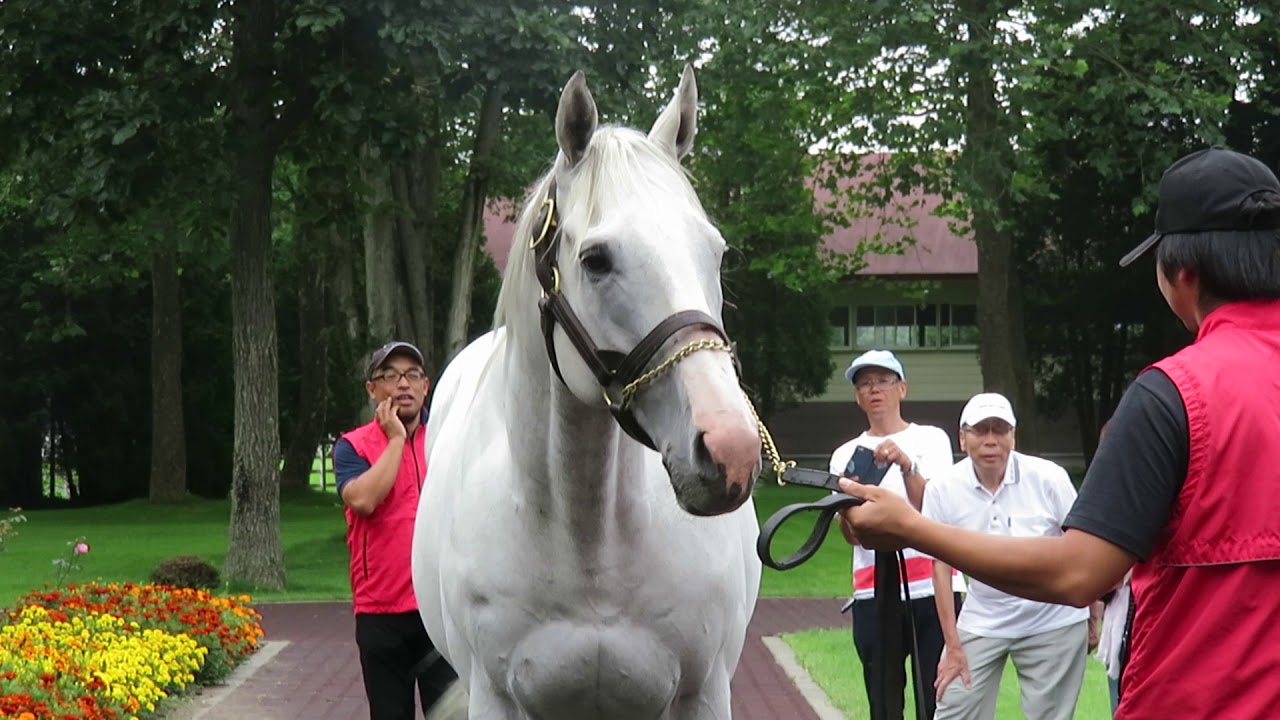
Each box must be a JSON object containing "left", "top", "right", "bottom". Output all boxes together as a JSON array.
[
  {"left": 874, "top": 550, "right": 907, "bottom": 720},
  {"left": 900, "top": 551, "right": 929, "bottom": 719},
  {"left": 756, "top": 467, "right": 929, "bottom": 720},
  {"left": 757, "top": 493, "right": 862, "bottom": 571}
]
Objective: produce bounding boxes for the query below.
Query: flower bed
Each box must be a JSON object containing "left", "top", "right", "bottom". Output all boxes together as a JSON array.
[{"left": 0, "top": 582, "right": 265, "bottom": 720}]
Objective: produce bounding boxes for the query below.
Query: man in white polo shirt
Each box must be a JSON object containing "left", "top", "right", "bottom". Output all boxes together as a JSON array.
[
  {"left": 923, "top": 393, "right": 1088, "bottom": 720},
  {"left": 831, "top": 349, "right": 964, "bottom": 719}
]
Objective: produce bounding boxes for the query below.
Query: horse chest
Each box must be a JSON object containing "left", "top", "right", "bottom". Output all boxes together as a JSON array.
[{"left": 449, "top": 519, "right": 732, "bottom": 716}]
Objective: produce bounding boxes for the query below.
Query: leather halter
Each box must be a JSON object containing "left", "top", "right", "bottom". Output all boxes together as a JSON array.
[{"left": 529, "top": 177, "right": 735, "bottom": 451}]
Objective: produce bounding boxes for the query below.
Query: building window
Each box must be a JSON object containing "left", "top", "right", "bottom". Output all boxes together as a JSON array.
[
  {"left": 829, "top": 307, "right": 852, "bottom": 348},
  {"left": 830, "top": 303, "right": 979, "bottom": 349}
]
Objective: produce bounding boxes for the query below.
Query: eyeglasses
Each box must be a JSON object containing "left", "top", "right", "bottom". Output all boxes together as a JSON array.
[
  {"left": 855, "top": 377, "right": 900, "bottom": 393},
  {"left": 372, "top": 368, "right": 427, "bottom": 384}
]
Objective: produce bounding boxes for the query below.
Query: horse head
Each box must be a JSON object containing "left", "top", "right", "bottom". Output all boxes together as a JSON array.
[{"left": 503, "top": 66, "right": 762, "bottom": 516}]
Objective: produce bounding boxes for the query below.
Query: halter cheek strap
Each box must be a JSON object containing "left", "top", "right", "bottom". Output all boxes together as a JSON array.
[{"left": 529, "top": 178, "right": 737, "bottom": 451}]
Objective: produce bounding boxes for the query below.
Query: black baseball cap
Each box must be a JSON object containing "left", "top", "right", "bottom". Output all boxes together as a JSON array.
[
  {"left": 366, "top": 341, "right": 425, "bottom": 379},
  {"left": 1120, "top": 146, "right": 1280, "bottom": 267}
]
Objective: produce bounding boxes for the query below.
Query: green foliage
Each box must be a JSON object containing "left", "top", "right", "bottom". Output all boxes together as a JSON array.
[
  {"left": 0, "top": 0, "right": 1273, "bottom": 505},
  {"left": 682, "top": 0, "right": 859, "bottom": 416},
  {"left": 1009, "top": 2, "right": 1256, "bottom": 453},
  {"left": 149, "top": 555, "right": 222, "bottom": 591}
]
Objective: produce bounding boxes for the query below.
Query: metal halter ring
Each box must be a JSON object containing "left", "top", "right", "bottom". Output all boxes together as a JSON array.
[
  {"left": 539, "top": 267, "right": 562, "bottom": 300},
  {"left": 530, "top": 197, "right": 557, "bottom": 249},
  {"left": 602, "top": 387, "right": 623, "bottom": 411}
]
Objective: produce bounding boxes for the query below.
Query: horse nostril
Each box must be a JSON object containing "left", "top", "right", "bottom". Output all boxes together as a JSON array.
[
  {"left": 694, "top": 431, "right": 727, "bottom": 482},
  {"left": 694, "top": 431, "right": 712, "bottom": 465}
]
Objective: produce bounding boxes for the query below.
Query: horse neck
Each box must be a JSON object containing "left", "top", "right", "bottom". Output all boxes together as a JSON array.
[{"left": 504, "top": 322, "right": 647, "bottom": 548}]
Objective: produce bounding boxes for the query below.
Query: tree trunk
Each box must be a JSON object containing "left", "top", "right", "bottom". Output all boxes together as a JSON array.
[
  {"left": 224, "top": 0, "right": 286, "bottom": 590},
  {"left": 149, "top": 232, "right": 187, "bottom": 503},
  {"left": 331, "top": 225, "right": 363, "bottom": 344},
  {"left": 445, "top": 83, "right": 505, "bottom": 360},
  {"left": 410, "top": 146, "right": 442, "bottom": 373},
  {"left": 392, "top": 164, "right": 432, "bottom": 355},
  {"left": 280, "top": 223, "right": 329, "bottom": 491},
  {"left": 363, "top": 146, "right": 397, "bottom": 345},
  {"left": 958, "top": 0, "right": 1039, "bottom": 451}
]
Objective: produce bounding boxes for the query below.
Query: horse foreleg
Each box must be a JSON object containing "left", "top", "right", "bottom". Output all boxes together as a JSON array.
[
  {"left": 437, "top": 665, "right": 526, "bottom": 720},
  {"left": 669, "top": 671, "right": 733, "bottom": 720},
  {"left": 424, "top": 679, "right": 469, "bottom": 720}
]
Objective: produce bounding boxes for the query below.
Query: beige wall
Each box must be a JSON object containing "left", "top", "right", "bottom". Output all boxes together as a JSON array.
[
  {"left": 818, "top": 349, "right": 982, "bottom": 402},
  {"left": 822, "top": 276, "right": 982, "bottom": 403}
]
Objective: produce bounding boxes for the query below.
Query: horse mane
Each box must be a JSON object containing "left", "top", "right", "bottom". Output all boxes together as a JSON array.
[{"left": 493, "top": 125, "right": 706, "bottom": 339}]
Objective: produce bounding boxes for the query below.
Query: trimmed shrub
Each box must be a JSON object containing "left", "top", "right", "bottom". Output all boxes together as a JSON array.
[{"left": 149, "top": 555, "right": 221, "bottom": 591}]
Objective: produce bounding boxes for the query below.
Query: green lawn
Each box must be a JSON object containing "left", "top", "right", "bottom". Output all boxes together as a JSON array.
[
  {"left": 0, "top": 489, "right": 351, "bottom": 607},
  {"left": 1, "top": 478, "right": 852, "bottom": 607},
  {"left": 783, "top": 628, "right": 1114, "bottom": 719}
]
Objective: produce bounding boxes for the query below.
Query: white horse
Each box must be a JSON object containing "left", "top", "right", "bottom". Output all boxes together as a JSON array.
[{"left": 412, "top": 65, "right": 764, "bottom": 720}]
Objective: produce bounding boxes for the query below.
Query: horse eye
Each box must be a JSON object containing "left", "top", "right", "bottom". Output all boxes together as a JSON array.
[{"left": 579, "top": 246, "right": 613, "bottom": 276}]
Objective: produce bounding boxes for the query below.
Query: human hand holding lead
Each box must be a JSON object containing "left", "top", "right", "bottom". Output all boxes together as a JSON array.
[{"left": 836, "top": 477, "right": 919, "bottom": 551}]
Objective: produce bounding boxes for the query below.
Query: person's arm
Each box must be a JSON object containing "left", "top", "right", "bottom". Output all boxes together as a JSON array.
[
  {"left": 340, "top": 398, "right": 407, "bottom": 517},
  {"left": 841, "top": 370, "right": 1187, "bottom": 607},
  {"left": 902, "top": 462, "right": 926, "bottom": 511},
  {"left": 880, "top": 512, "right": 1134, "bottom": 607},
  {"left": 1089, "top": 600, "right": 1104, "bottom": 651},
  {"left": 874, "top": 438, "right": 926, "bottom": 509},
  {"left": 932, "top": 559, "right": 969, "bottom": 698}
]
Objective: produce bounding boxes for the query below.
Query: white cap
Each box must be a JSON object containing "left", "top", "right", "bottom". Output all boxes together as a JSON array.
[
  {"left": 960, "top": 392, "right": 1017, "bottom": 428},
  {"left": 844, "top": 349, "right": 905, "bottom": 383}
]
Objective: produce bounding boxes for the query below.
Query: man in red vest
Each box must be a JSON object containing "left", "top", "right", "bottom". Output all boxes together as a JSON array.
[
  {"left": 836, "top": 146, "right": 1280, "bottom": 720},
  {"left": 334, "top": 341, "right": 457, "bottom": 719}
]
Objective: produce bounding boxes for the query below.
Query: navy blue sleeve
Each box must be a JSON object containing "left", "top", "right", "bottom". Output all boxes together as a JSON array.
[{"left": 334, "top": 438, "right": 371, "bottom": 495}]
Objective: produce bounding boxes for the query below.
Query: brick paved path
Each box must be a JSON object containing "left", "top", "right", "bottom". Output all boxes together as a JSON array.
[{"left": 170, "top": 597, "right": 847, "bottom": 719}]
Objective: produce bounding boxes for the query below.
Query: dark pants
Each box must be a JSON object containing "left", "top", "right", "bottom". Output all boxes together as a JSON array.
[
  {"left": 356, "top": 611, "right": 459, "bottom": 720},
  {"left": 852, "top": 593, "right": 963, "bottom": 720}
]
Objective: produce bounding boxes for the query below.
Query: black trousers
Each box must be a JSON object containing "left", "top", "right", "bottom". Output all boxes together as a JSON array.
[
  {"left": 355, "top": 611, "right": 459, "bottom": 720},
  {"left": 852, "top": 593, "right": 963, "bottom": 720}
]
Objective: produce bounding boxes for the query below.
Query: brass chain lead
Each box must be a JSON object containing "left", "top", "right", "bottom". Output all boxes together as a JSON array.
[
  {"left": 619, "top": 339, "right": 732, "bottom": 407},
  {"left": 743, "top": 392, "right": 795, "bottom": 485},
  {"left": 617, "top": 338, "right": 794, "bottom": 486}
]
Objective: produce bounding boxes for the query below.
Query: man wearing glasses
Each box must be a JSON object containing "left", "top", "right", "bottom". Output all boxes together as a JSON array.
[
  {"left": 335, "top": 341, "right": 457, "bottom": 719},
  {"left": 831, "top": 349, "right": 962, "bottom": 719},
  {"left": 921, "top": 393, "right": 1088, "bottom": 720}
]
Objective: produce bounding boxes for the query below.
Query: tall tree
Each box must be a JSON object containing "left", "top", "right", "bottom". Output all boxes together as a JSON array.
[
  {"left": 444, "top": 83, "right": 507, "bottom": 359},
  {"left": 222, "top": 0, "right": 316, "bottom": 589},
  {"left": 149, "top": 225, "right": 187, "bottom": 502},
  {"left": 953, "top": 0, "right": 1039, "bottom": 448},
  {"left": 1014, "top": 1, "right": 1256, "bottom": 458}
]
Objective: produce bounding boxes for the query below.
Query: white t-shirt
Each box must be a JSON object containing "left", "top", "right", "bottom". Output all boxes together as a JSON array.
[
  {"left": 922, "top": 451, "right": 1089, "bottom": 639},
  {"left": 829, "top": 423, "right": 967, "bottom": 601}
]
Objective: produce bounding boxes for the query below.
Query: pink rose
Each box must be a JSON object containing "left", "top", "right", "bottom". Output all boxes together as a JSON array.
[{"left": 74, "top": 543, "right": 90, "bottom": 555}]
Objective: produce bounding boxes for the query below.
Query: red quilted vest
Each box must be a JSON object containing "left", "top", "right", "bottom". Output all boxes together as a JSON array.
[
  {"left": 1118, "top": 299, "right": 1280, "bottom": 719},
  {"left": 339, "top": 420, "right": 426, "bottom": 615}
]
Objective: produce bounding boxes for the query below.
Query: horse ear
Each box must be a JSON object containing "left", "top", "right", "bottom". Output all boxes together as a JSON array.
[
  {"left": 556, "top": 70, "right": 597, "bottom": 168},
  {"left": 649, "top": 64, "right": 698, "bottom": 160}
]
